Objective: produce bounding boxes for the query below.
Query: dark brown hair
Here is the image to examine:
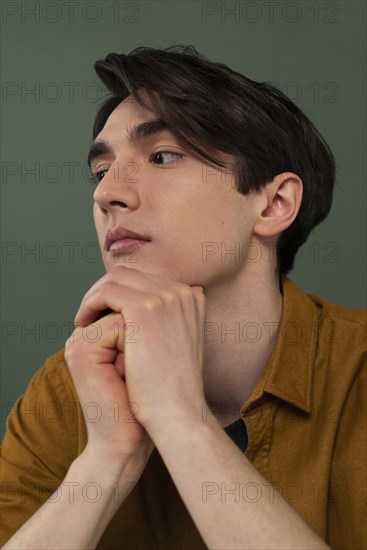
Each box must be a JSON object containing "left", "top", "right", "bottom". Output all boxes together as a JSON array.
[{"left": 92, "top": 45, "right": 336, "bottom": 279}]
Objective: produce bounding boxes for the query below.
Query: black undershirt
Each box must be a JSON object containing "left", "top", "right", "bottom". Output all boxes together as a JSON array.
[{"left": 223, "top": 418, "right": 248, "bottom": 453}]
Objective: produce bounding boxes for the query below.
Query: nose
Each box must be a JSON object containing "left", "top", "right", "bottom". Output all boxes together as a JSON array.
[{"left": 93, "top": 160, "right": 140, "bottom": 214}]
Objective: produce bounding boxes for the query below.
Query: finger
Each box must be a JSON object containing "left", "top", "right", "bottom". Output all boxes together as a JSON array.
[
  {"left": 68, "top": 312, "right": 126, "bottom": 352},
  {"left": 191, "top": 285, "right": 204, "bottom": 293},
  {"left": 74, "top": 282, "right": 152, "bottom": 327},
  {"left": 80, "top": 265, "right": 203, "bottom": 307},
  {"left": 80, "top": 266, "right": 172, "bottom": 304},
  {"left": 75, "top": 271, "right": 204, "bottom": 326}
]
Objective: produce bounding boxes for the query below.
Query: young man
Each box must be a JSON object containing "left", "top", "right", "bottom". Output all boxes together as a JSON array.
[{"left": 1, "top": 45, "right": 365, "bottom": 549}]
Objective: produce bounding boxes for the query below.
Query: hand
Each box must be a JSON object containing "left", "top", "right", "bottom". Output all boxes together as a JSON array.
[
  {"left": 73, "top": 265, "right": 207, "bottom": 436},
  {"left": 64, "top": 311, "right": 154, "bottom": 481}
]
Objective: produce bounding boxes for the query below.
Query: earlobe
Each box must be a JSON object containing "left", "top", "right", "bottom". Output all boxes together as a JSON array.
[{"left": 253, "top": 172, "right": 303, "bottom": 238}]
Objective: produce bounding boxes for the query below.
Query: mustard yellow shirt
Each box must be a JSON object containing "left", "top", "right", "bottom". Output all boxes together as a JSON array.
[{"left": 1, "top": 277, "right": 366, "bottom": 549}]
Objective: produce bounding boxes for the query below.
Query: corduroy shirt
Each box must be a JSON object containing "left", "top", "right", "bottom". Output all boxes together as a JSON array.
[{"left": 1, "top": 277, "right": 366, "bottom": 549}]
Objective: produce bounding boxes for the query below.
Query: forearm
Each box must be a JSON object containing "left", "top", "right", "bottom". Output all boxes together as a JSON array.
[
  {"left": 151, "top": 411, "right": 329, "bottom": 550},
  {"left": 2, "top": 451, "right": 139, "bottom": 550}
]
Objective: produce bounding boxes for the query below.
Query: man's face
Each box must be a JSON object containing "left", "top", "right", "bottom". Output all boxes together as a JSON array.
[{"left": 91, "top": 94, "right": 261, "bottom": 287}]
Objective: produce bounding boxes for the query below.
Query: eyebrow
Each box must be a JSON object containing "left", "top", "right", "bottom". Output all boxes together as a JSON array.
[{"left": 87, "top": 118, "right": 169, "bottom": 168}]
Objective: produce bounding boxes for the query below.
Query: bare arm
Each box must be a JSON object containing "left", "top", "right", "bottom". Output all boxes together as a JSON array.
[
  {"left": 1, "top": 447, "right": 148, "bottom": 550},
  {"left": 150, "top": 410, "right": 330, "bottom": 550},
  {"left": 2, "top": 309, "right": 154, "bottom": 550}
]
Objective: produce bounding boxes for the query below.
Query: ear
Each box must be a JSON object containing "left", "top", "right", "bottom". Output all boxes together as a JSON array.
[{"left": 253, "top": 172, "right": 303, "bottom": 238}]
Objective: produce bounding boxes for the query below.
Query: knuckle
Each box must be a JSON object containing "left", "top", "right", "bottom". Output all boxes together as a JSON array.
[
  {"left": 161, "top": 290, "right": 177, "bottom": 303},
  {"left": 142, "top": 295, "right": 162, "bottom": 311},
  {"left": 179, "top": 286, "right": 193, "bottom": 298}
]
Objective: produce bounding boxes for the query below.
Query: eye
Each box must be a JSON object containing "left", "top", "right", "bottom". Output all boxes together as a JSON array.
[
  {"left": 150, "top": 151, "right": 183, "bottom": 165},
  {"left": 95, "top": 169, "right": 108, "bottom": 182},
  {"left": 88, "top": 168, "right": 109, "bottom": 185}
]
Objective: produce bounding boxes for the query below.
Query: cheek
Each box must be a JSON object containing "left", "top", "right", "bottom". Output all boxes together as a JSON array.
[
  {"left": 93, "top": 207, "right": 105, "bottom": 244},
  {"left": 93, "top": 202, "right": 100, "bottom": 224},
  {"left": 101, "top": 253, "right": 114, "bottom": 274}
]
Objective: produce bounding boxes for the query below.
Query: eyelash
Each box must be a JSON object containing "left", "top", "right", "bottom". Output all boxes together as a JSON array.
[{"left": 89, "top": 150, "right": 184, "bottom": 184}]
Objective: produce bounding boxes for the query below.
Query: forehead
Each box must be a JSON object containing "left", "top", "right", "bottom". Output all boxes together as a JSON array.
[
  {"left": 97, "top": 95, "right": 159, "bottom": 140},
  {"left": 93, "top": 92, "right": 236, "bottom": 170}
]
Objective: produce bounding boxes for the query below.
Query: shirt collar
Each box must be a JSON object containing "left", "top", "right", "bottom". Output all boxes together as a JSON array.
[{"left": 241, "top": 276, "right": 320, "bottom": 415}]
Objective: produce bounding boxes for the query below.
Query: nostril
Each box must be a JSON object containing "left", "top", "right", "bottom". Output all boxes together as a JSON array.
[
  {"left": 98, "top": 205, "right": 108, "bottom": 215},
  {"left": 109, "top": 201, "right": 128, "bottom": 208}
]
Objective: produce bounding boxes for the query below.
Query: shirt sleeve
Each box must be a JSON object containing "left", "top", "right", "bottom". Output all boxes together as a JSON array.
[
  {"left": 327, "top": 352, "right": 367, "bottom": 550},
  {"left": 0, "top": 349, "right": 85, "bottom": 547}
]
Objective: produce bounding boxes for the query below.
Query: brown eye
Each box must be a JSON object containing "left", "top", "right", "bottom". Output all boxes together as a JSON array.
[
  {"left": 150, "top": 151, "right": 183, "bottom": 165},
  {"left": 87, "top": 166, "right": 110, "bottom": 186},
  {"left": 95, "top": 169, "right": 108, "bottom": 182}
]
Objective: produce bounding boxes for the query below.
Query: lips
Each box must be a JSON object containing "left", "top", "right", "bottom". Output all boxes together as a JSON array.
[{"left": 105, "top": 226, "right": 151, "bottom": 252}]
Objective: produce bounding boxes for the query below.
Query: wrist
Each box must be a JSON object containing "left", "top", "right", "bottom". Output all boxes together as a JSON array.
[
  {"left": 70, "top": 450, "right": 148, "bottom": 514},
  {"left": 71, "top": 448, "right": 126, "bottom": 488},
  {"left": 145, "top": 397, "right": 214, "bottom": 447},
  {"left": 73, "top": 442, "right": 150, "bottom": 487}
]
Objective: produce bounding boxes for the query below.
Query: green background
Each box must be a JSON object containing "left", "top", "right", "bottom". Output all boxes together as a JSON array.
[{"left": 1, "top": 0, "right": 366, "bottom": 440}]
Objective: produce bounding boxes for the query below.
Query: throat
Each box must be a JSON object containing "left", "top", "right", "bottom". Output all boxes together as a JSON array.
[{"left": 202, "top": 328, "right": 278, "bottom": 428}]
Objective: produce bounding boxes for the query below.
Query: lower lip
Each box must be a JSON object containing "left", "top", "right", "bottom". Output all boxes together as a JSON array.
[{"left": 109, "top": 239, "right": 150, "bottom": 254}]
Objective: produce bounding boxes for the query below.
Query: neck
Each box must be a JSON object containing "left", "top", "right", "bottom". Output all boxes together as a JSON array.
[{"left": 201, "top": 268, "right": 283, "bottom": 427}]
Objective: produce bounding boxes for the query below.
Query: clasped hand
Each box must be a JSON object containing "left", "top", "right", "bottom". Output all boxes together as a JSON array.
[{"left": 68, "top": 265, "right": 207, "bottom": 441}]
